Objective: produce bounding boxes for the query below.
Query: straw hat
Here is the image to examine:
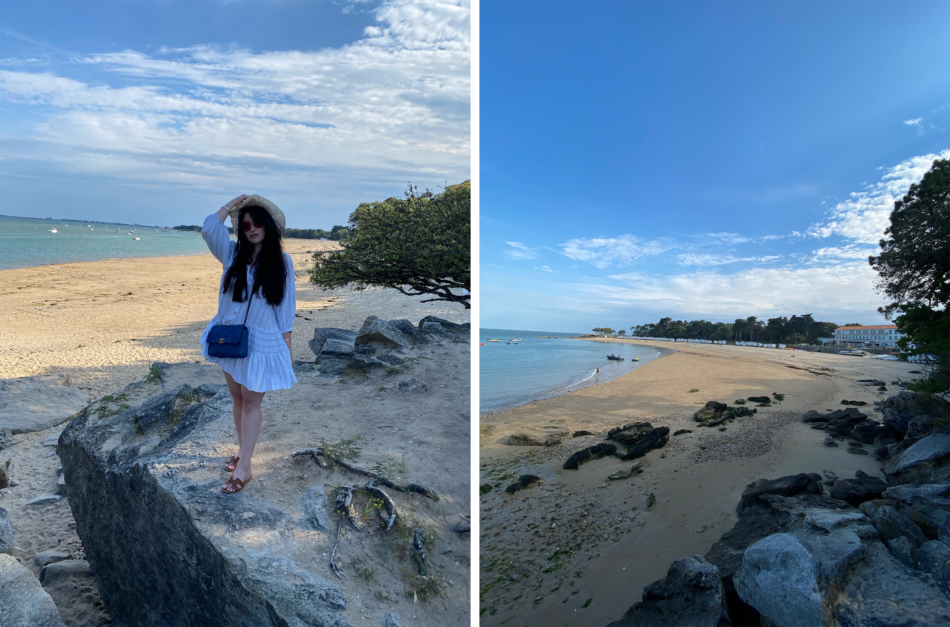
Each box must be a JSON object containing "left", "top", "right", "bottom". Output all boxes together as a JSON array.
[{"left": 229, "top": 195, "right": 286, "bottom": 235}]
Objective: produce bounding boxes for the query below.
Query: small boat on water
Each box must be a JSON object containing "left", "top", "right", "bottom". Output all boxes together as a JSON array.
[
  {"left": 133, "top": 237, "right": 141, "bottom": 240},
  {"left": 487, "top": 339, "right": 500, "bottom": 343},
  {"left": 606, "top": 354, "right": 624, "bottom": 361},
  {"left": 508, "top": 339, "right": 522, "bottom": 344},
  {"left": 49, "top": 228, "right": 57, "bottom": 233},
  {"left": 632, "top": 357, "right": 639, "bottom": 361}
]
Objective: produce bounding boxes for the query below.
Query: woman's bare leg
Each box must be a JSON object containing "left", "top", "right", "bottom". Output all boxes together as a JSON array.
[
  {"left": 227, "top": 385, "right": 265, "bottom": 488},
  {"left": 222, "top": 371, "right": 244, "bottom": 452}
]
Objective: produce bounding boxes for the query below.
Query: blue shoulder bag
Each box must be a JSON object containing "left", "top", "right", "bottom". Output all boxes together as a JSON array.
[{"left": 207, "top": 291, "right": 253, "bottom": 359}]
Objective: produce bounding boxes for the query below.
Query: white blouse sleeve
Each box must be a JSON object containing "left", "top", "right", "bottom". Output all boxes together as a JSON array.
[
  {"left": 277, "top": 254, "right": 296, "bottom": 334},
  {"left": 202, "top": 213, "right": 236, "bottom": 265}
]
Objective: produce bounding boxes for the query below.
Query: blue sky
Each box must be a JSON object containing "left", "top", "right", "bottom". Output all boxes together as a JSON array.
[
  {"left": 481, "top": 0, "right": 950, "bottom": 333},
  {"left": 0, "top": 0, "right": 470, "bottom": 228}
]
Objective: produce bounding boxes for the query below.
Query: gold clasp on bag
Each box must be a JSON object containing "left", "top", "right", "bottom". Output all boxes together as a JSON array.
[{"left": 218, "top": 338, "right": 225, "bottom": 344}]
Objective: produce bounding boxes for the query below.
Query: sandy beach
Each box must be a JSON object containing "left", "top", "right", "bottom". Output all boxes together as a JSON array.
[
  {"left": 0, "top": 242, "right": 471, "bottom": 627},
  {"left": 479, "top": 339, "right": 923, "bottom": 626}
]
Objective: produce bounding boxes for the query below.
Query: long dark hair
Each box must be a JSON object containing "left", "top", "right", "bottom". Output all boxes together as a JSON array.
[{"left": 222, "top": 205, "right": 287, "bottom": 306}]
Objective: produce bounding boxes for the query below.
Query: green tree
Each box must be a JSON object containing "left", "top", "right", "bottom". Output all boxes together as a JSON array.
[
  {"left": 309, "top": 182, "right": 470, "bottom": 308},
  {"left": 870, "top": 158, "right": 950, "bottom": 391}
]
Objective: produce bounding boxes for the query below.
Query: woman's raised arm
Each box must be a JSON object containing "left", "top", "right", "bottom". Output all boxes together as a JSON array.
[{"left": 202, "top": 195, "right": 249, "bottom": 265}]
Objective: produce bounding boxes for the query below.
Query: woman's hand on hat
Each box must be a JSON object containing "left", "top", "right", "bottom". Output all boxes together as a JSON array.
[{"left": 225, "top": 194, "right": 250, "bottom": 210}]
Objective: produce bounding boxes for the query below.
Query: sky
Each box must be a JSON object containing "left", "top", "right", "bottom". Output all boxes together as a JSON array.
[
  {"left": 480, "top": 0, "right": 950, "bottom": 333},
  {"left": 0, "top": 0, "right": 470, "bottom": 228}
]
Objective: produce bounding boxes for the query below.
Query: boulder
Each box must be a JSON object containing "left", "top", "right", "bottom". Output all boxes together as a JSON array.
[
  {"left": 882, "top": 484, "right": 950, "bottom": 541},
  {"left": 0, "top": 553, "right": 67, "bottom": 627},
  {"left": 563, "top": 443, "right": 617, "bottom": 470},
  {"left": 355, "top": 317, "right": 410, "bottom": 350},
  {"left": 849, "top": 420, "right": 898, "bottom": 445},
  {"left": 39, "top": 559, "right": 94, "bottom": 586},
  {"left": 704, "top": 499, "right": 784, "bottom": 594},
  {"left": 317, "top": 359, "right": 348, "bottom": 377},
  {"left": 869, "top": 505, "right": 928, "bottom": 548},
  {"left": 417, "top": 316, "right": 469, "bottom": 335},
  {"left": 801, "top": 410, "right": 827, "bottom": 423},
  {"left": 693, "top": 401, "right": 728, "bottom": 423},
  {"left": 319, "top": 339, "right": 357, "bottom": 359},
  {"left": 505, "top": 475, "right": 541, "bottom": 495},
  {"left": 735, "top": 474, "right": 822, "bottom": 516},
  {"left": 0, "top": 507, "right": 12, "bottom": 555},
  {"left": 0, "top": 374, "right": 90, "bottom": 435},
  {"left": 747, "top": 396, "right": 771, "bottom": 404},
  {"left": 605, "top": 556, "right": 729, "bottom": 627},
  {"left": 825, "top": 408, "right": 869, "bottom": 438},
  {"left": 829, "top": 477, "right": 888, "bottom": 507},
  {"left": 882, "top": 390, "right": 950, "bottom": 435},
  {"left": 885, "top": 535, "right": 917, "bottom": 568},
  {"left": 33, "top": 551, "right": 69, "bottom": 568},
  {"left": 915, "top": 540, "right": 950, "bottom": 591},
  {"left": 883, "top": 433, "right": 950, "bottom": 486},
  {"left": 572, "top": 430, "right": 596, "bottom": 438},
  {"left": 308, "top": 328, "right": 357, "bottom": 357},
  {"left": 907, "top": 414, "right": 937, "bottom": 440},
  {"left": 607, "top": 423, "right": 669, "bottom": 460},
  {"left": 58, "top": 382, "right": 352, "bottom": 627}
]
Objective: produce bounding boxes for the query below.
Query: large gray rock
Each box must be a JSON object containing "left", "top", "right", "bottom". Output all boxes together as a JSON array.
[
  {"left": 320, "top": 339, "right": 357, "bottom": 358},
  {"left": 828, "top": 476, "right": 888, "bottom": 507},
  {"left": 882, "top": 390, "right": 950, "bottom": 435},
  {"left": 0, "top": 507, "right": 13, "bottom": 555},
  {"left": 849, "top": 419, "right": 898, "bottom": 445},
  {"left": 882, "top": 484, "right": 950, "bottom": 541},
  {"left": 355, "top": 316, "right": 411, "bottom": 350},
  {"left": 915, "top": 540, "right": 950, "bottom": 592},
  {"left": 869, "top": 505, "right": 928, "bottom": 548},
  {"left": 343, "top": 354, "right": 388, "bottom": 375},
  {"left": 39, "top": 558, "right": 94, "bottom": 586},
  {"left": 0, "top": 553, "right": 66, "bottom": 627},
  {"left": 883, "top": 433, "right": 950, "bottom": 486},
  {"left": 606, "top": 555, "right": 729, "bottom": 627},
  {"left": 606, "top": 423, "right": 670, "bottom": 460},
  {"left": 735, "top": 473, "right": 822, "bottom": 516},
  {"left": 417, "top": 316, "right": 469, "bottom": 334},
  {"left": 733, "top": 497, "right": 950, "bottom": 626},
  {"left": 308, "top": 327, "right": 357, "bottom": 357},
  {"left": 0, "top": 374, "right": 90, "bottom": 435},
  {"left": 58, "top": 381, "right": 352, "bottom": 627}
]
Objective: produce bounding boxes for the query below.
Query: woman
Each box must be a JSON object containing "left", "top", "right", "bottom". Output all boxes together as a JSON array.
[{"left": 200, "top": 194, "right": 297, "bottom": 493}]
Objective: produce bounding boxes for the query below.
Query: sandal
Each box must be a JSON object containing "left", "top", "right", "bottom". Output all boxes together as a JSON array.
[
  {"left": 222, "top": 474, "right": 252, "bottom": 494},
  {"left": 224, "top": 455, "right": 240, "bottom": 473}
]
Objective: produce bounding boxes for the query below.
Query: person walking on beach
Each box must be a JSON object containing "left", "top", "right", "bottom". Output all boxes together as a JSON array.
[{"left": 200, "top": 194, "right": 297, "bottom": 493}]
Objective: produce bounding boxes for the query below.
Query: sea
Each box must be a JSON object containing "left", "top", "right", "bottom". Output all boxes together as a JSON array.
[
  {"left": 0, "top": 215, "right": 214, "bottom": 270},
  {"left": 479, "top": 328, "right": 673, "bottom": 414}
]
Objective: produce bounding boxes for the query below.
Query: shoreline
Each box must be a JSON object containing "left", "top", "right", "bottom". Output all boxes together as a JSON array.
[
  {"left": 479, "top": 337, "right": 675, "bottom": 417},
  {"left": 478, "top": 341, "right": 923, "bottom": 626}
]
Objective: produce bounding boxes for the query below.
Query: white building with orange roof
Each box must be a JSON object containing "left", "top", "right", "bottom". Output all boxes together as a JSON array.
[{"left": 834, "top": 324, "right": 904, "bottom": 348}]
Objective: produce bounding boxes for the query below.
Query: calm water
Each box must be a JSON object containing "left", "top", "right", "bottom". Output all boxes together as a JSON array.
[
  {"left": 0, "top": 215, "right": 214, "bottom": 270},
  {"left": 479, "top": 328, "right": 673, "bottom": 413}
]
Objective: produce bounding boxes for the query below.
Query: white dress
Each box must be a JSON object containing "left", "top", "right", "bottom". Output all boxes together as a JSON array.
[{"left": 199, "top": 213, "right": 298, "bottom": 393}]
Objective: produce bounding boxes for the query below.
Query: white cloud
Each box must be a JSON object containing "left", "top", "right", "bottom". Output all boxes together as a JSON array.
[
  {"left": 806, "top": 149, "right": 950, "bottom": 244},
  {"left": 811, "top": 245, "right": 878, "bottom": 263},
  {"left": 904, "top": 118, "right": 924, "bottom": 135},
  {"left": 705, "top": 232, "right": 749, "bottom": 244},
  {"left": 676, "top": 253, "right": 781, "bottom": 266},
  {"left": 594, "top": 261, "right": 883, "bottom": 318},
  {"left": 534, "top": 265, "right": 557, "bottom": 273},
  {"left": 0, "top": 0, "right": 470, "bottom": 196},
  {"left": 504, "top": 241, "right": 539, "bottom": 260},
  {"left": 561, "top": 235, "right": 669, "bottom": 269}
]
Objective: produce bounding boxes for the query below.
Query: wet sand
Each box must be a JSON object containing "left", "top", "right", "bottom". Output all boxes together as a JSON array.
[{"left": 478, "top": 340, "right": 921, "bottom": 626}]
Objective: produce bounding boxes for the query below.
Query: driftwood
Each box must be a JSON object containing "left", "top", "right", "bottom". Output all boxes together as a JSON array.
[
  {"left": 412, "top": 528, "right": 427, "bottom": 576},
  {"left": 292, "top": 448, "right": 439, "bottom": 501},
  {"left": 330, "top": 516, "right": 346, "bottom": 579},
  {"left": 334, "top": 486, "right": 363, "bottom": 531},
  {"left": 363, "top": 483, "right": 398, "bottom": 530}
]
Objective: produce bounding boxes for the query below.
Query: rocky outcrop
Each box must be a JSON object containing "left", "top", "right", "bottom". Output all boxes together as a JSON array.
[
  {"left": 59, "top": 381, "right": 353, "bottom": 627},
  {"left": 563, "top": 443, "right": 617, "bottom": 470},
  {"left": 692, "top": 402, "right": 754, "bottom": 427},
  {"left": 508, "top": 426, "right": 569, "bottom": 447},
  {"left": 0, "top": 374, "right": 90, "bottom": 435},
  {"left": 606, "top": 423, "right": 670, "bottom": 460},
  {"left": 417, "top": 316, "right": 469, "bottom": 335},
  {"left": 882, "top": 483, "right": 950, "bottom": 541},
  {"left": 606, "top": 556, "right": 729, "bottom": 627},
  {"left": 883, "top": 433, "right": 950, "bottom": 486},
  {"left": 882, "top": 390, "right": 949, "bottom": 435},
  {"left": 0, "top": 553, "right": 67, "bottom": 627}
]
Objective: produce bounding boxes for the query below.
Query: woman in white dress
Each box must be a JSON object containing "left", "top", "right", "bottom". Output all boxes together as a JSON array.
[{"left": 200, "top": 194, "right": 297, "bottom": 493}]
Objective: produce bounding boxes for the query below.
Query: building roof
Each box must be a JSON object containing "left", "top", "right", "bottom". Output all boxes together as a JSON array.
[{"left": 835, "top": 325, "right": 898, "bottom": 331}]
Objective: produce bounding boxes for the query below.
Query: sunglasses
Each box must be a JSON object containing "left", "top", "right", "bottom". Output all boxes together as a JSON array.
[{"left": 242, "top": 221, "right": 262, "bottom": 232}]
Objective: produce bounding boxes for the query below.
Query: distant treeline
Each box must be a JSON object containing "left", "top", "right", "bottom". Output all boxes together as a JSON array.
[
  {"left": 630, "top": 314, "right": 839, "bottom": 344},
  {"left": 172, "top": 224, "right": 349, "bottom": 240}
]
